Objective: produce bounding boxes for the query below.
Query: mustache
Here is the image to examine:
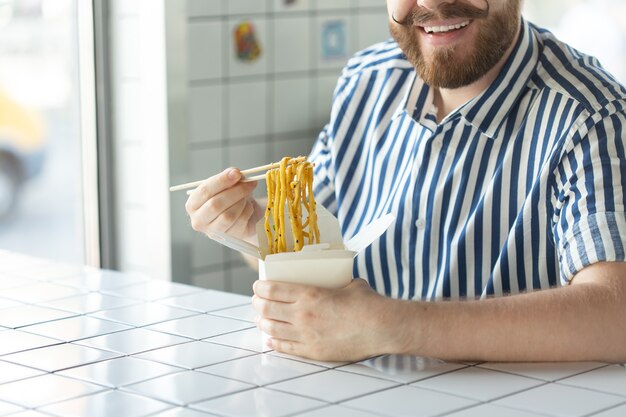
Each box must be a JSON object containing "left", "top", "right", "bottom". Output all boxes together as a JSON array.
[{"left": 394, "top": 2, "right": 490, "bottom": 26}]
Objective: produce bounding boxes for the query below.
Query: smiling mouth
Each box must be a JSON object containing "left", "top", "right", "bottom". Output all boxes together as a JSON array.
[{"left": 422, "top": 20, "right": 470, "bottom": 34}]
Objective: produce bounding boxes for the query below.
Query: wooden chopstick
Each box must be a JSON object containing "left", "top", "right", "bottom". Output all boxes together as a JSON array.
[{"left": 170, "top": 156, "right": 306, "bottom": 192}]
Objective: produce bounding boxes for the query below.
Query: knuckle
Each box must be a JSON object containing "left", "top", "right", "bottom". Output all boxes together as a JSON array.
[{"left": 190, "top": 217, "right": 203, "bottom": 232}]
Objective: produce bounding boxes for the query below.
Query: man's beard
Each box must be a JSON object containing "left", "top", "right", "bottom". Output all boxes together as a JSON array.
[{"left": 389, "top": 1, "right": 520, "bottom": 89}]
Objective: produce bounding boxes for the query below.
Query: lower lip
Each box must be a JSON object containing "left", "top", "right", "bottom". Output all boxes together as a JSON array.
[{"left": 417, "top": 23, "right": 471, "bottom": 47}]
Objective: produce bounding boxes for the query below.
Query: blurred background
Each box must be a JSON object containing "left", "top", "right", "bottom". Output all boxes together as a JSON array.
[{"left": 0, "top": 0, "right": 624, "bottom": 295}]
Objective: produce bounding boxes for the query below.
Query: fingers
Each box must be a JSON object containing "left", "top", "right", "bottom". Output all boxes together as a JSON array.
[
  {"left": 253, "top": 280, "right": 301, "bottom": 303},
  {"left": 252, "top": 294, "right": 292, "bottom": 321},
  {"left": 256, "top": 317, "right": 299, "bottom": 341},
  {"left": 266, "top": 337, "right": 301, "bottom": 356},
  {"left": 185, "top": 168, "right": 241, "bottom": 212},
  {"left": 185, "top": 166, "right": 259, "bottom": 238}
]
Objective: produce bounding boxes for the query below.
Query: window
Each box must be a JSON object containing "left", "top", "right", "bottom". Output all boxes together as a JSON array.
[{"left": 0, "top": 0, "right": 97, "bottom": 264}]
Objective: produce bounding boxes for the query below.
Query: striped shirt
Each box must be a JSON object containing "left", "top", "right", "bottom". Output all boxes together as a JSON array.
[{"left": 309, "top": 18, "right": 626, "bottom": 300}]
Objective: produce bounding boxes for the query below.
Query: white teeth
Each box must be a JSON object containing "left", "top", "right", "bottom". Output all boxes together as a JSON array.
[{"left": 424, "top": 20, "right": 469, "bottom": 34}]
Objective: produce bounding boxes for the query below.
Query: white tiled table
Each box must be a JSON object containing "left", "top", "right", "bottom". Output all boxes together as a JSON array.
[{"left": 1, "top": 250, "right": 625, "bottom": 417}]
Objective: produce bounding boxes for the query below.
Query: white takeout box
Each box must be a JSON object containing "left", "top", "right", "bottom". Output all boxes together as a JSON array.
[{"left": 208, "top": 205, "right": 394, "bottom": 289}]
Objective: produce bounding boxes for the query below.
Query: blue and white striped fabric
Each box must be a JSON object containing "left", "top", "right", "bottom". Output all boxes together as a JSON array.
[{"left": 309, "top": 19, "right": 626, "bottom": 300}]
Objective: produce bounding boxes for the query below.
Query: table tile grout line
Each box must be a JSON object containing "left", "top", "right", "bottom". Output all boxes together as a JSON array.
[
  {"left": 584, "top": 400, "right": 626, "bottom": 417},
  {"left": 552, "top": 379, "right": 626, "bottom": 398},
  {"left": 475, "top": 362, "right": 612, "bottom": 383},
  {"left": 333, "top": 362, "right": 473, "bottom": 385}
]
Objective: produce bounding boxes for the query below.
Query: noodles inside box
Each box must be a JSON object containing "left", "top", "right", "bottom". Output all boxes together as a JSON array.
[{"left": 208, "top": 205, "right": 395, "bottom": 288}]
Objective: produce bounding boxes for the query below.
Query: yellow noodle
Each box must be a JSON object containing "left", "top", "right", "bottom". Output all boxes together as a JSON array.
[{"left": 264, "top": 156, "right": 319, "bottom": 254}]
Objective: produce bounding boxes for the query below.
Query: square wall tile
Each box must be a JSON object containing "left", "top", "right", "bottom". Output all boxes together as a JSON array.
[
  {"left": 355, "top": 11, "right": 391, "bottom": 51},
  {"left": 227, "top": 140, "right": 270, "bottom": 179},
  {"left": 317, "top": 0, "right": 351, "bottom": 10},
  {"left": 191, "top": 269, "right": 228, "bottom": 292},
  {"left": 315, "top": 15, "right": 353, "bottom": 70},
  {"left": 355, "top": 0, "right": 386, "bottom": 8},
  {"left": 227, "top": 265, "right": 257, "bottom": 296},
  {"left": 273, "top": 134, "right": 317, "bottom": 162},
  {"left": 273, "top": 16, "right": 312, "bottom": 73},
  {"left": 228, "top": 80, "right": 268, "bottom": 140},
  {"left": 189, "top": 84, "right": 224, "bottom": 144},
  {"left": 192, "top": 387, "right": 324, "bottom": 417},
  {"left": 187, "top": 0, "right": 223, "bottom": 17},
  {"left": 273, "top": 77, "right": 314, "bottom": 134},
  {"left": 227, "top": 0, "right": 268, "bottom": 14},
  {"left": 272, "top": 0, "right": 312, "bottom": 13},
  {"left": 188, "top": 22, "right": 222, "bottom": 81},
  {"left": 227, "top": 18, "right": 269, "bottom": 77},
  {"left": 342, "top": 385, "right": 477, "bottom": 417},
  {"left": 314, "top": 74, "right": 338, "bottom": 129}
]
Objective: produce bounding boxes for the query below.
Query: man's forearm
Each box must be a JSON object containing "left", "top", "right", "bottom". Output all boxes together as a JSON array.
[{"left": 389, "top": 263, "right": 626, "bottom": 362}]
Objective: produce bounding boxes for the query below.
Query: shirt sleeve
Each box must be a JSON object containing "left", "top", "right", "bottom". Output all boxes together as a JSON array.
[{"left": 553, "top": 107, "right": 626, "bottom": 284}]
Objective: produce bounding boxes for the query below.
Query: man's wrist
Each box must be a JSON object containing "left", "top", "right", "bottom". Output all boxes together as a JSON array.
[{"left": 372, "top": 296, "right": 428, "bottom": 356}]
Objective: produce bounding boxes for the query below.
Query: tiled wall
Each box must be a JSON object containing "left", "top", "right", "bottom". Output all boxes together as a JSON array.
[{"left": 183, "top": 0, "right": 390, "bottom": 294}]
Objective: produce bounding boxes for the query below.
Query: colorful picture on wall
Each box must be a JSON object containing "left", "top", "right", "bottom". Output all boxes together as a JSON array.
[
  {"left": 234, "top": 21, "right": 262, "bottom": 62},
  {"left": 321, "top": 20, "right": 347, "bottom": 60}
]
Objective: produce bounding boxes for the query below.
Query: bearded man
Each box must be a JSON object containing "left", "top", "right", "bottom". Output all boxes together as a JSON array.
[{"left": 186, "top": 0, "right": 626, "bottom": 362}]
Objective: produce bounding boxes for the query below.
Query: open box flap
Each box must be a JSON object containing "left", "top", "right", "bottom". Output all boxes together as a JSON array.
[
  {"left": 208, "top": 231, "right": 262, "bottom": 260},
  {"left": 344, "top": 213, "right": 395, "bottom": 254},
  {"left": 207, "top": 205, "right": 394, "bottom": 260}
]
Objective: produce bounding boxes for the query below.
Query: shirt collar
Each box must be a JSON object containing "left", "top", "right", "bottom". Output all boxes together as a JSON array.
[
  {"left": 459, "top": 18, "right": 541, "bottom": 139},
  {"left": 398, "top": 18, "right": 541, "bottom": 139}
]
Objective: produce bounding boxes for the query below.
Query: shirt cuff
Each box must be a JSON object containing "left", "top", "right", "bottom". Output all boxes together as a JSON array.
[{"left": 558, "top": 211, "right": 626, "bottom": 284}]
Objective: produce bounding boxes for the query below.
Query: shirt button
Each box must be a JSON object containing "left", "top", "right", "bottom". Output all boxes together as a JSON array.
[
  {"left": 433, "top": 139, "right": 442, "bottom": 149},
  {"left": 415, "top": 218, "right": 426, "bottom": 229}
]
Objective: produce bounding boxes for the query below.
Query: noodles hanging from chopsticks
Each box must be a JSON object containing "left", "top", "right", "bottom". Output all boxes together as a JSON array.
[{"left": 264, "top": 156, "right": 320, "bottom": 254}]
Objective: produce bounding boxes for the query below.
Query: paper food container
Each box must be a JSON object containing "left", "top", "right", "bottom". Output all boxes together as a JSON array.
[{"left": 208, "top": 204, "right": 394, "bottom": 289}]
